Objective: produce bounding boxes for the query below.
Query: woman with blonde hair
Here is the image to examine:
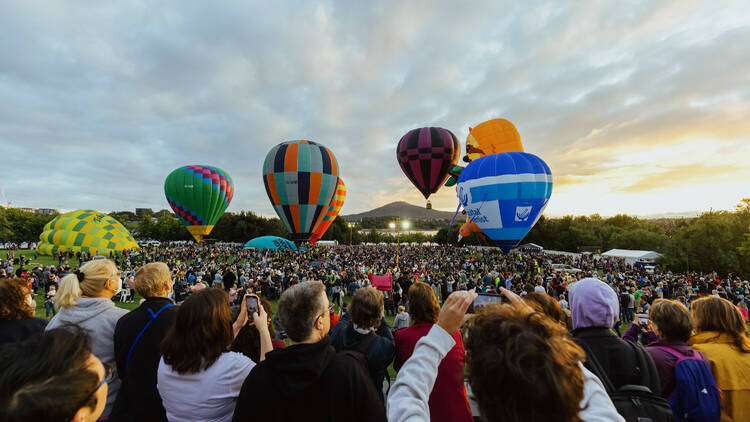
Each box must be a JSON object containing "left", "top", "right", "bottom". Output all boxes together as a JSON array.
[
  {"left": 691, "top": 296, "right": 750, "bottom": 421},
  {"left": 46, "top": 258, "right": 128, "bottom": 419}
]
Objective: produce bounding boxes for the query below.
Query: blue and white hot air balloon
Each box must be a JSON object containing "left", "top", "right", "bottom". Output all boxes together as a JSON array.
[{"left": 456, "top": 152, "right": 553, "bottom": 253}]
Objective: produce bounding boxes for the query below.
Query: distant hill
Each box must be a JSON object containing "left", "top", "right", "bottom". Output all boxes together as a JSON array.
[{"left": 342, "top": 201, "right": 456, "bottom": 221}]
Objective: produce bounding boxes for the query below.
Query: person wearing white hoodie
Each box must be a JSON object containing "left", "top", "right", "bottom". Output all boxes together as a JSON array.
[{"left": 46, "top": 258, "right": 128, "bottom": 419}]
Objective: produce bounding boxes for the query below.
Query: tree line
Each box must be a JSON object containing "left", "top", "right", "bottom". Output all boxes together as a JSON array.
[{"left": 1, "top": 199, "right": 747, "bottom": 277}]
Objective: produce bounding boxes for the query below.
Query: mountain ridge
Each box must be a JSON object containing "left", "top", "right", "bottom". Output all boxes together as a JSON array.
[{"left": 342, "top": 201, "right": 456, "bottom": 221}]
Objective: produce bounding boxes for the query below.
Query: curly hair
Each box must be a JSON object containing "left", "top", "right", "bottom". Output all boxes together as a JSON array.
[
  {"left": 350, "top": 286, "right": 384, "bottom": 329},
  {"left": 407, "top": 281, "right": 439, "bottom": 324},
  {"left": 465, "top": 303, "right": 586, "bottom": 422},
  {"left": 0, "top": 278, "right": 33, "bottom": 321}
]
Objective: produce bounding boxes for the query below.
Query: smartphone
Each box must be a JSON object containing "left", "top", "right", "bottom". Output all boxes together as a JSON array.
[
  {"left": 245, "top": 295, "right": 259, "bottom": 315},
  {"left": 467, "top": 293, "right": 503, "bottom": 313},
  {"left": 636, "top": 313, "right": 649, "bottom": 329}
]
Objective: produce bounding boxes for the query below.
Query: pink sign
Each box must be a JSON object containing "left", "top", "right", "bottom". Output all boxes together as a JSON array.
[{"left": 370, "top": 275, "right": 393, "bottom": 291}]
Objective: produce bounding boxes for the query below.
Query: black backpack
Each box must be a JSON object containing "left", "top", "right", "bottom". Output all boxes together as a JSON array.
[
  {"left": 580, "top": 339, "right": 673, "bottom": 422},
  {"left": 338, "top": 331, "right": 378, "bottom": 376}
]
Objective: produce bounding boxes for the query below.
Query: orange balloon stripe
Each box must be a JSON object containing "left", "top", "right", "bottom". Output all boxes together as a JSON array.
[
  {"left": 326, "top": 148, "right": 338, "bottom": 177},
  {"left": 309, "top": 172, "right": 322, "bottom": 205},
  {"left": 289, "top": 204, "right": 300, "bottom": 232},
  {"left": 284, "top": 143, "right": 298, "bottom": 173},
  {"left": 265, "top": 174, "right": 281, "bottom": 205}
]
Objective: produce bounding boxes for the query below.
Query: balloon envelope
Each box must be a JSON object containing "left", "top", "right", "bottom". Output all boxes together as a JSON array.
[
  {"left": 310, "top": 178, "right": 346, "bottom": 244},
  {"left": 37, "top": 210, "right": 139, "bottom": 256},
  {"left": 456, "top": 152, "right": 552, "bottom": 253},
  {"left": 164, "top": 165, "right": 234, "bottom": 242},
  {"left": 465, "top": 119, "right": 523, "bottom": 162},
  {"left": 397, "top": 127, "right": 460, "bottom": 200},
  {"left": 244, "top": 236, "right": 297, "bottom": 251},
  {"left": 263, "top": 140, "right": 339, "bottom": 240}
]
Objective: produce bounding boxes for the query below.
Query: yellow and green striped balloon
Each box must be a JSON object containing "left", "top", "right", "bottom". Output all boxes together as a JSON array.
[{"left": 37, "top": 210, "right": 139, "bottom": 256}]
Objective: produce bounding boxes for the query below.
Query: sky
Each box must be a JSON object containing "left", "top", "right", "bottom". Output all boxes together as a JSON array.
[{"left": 1, "top": 0, "right": 749, "bottom": 218}]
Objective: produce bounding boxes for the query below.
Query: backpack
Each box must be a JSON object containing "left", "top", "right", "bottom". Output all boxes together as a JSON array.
[
  {"left": 338, "top": 331, "right": 378, "bottom": 376},
  {"left": 652, "top": 346, "right": 721, "bottom": 422},
  {"left": 580, "top": 339, "right": 673, "bottom": 422}
]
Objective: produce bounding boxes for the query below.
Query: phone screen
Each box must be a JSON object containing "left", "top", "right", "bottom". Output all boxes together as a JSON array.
[
  {"left": 246, "top": 296, "right": 258, "bottom": 315},
  {"left": 468, "top": 294, "right": 503, "bottom": 313}
]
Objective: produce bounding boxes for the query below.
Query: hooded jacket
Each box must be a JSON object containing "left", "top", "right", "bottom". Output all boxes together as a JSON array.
[
  {"left": 232, "top": 337, "right": 386, "bottom": 422},
  {"left": 691, "top": 331, "right": 750, "bottom": 422},
  {"left": 570, "top": 278, "right": 660, "bottom": 393},
  {"left": 46, "top": 297, "right": 128, "bottom": 417}
]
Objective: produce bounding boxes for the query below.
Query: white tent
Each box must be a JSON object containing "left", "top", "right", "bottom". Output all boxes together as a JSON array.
[{"left": 601, "top": 249, "right": 662, "bottom": 265}]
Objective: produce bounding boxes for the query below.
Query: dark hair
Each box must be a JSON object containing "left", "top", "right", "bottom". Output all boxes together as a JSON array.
[
  {"left": 277, "top": 281, "right": 326, "bottom": 342},
  {"left": 0, "top": 328, "right": 100, "bottom": 422},
  {"left": 649, "top": 299, "right": 693, "bottom": 342},
  {"left": 523, "top": 292, "right": 564, "bottom": 323},
  {"left": 692, "top": 296, "right": 750, "bottom": 353},
  {"left": 350, "top": 286, "right": 384, "bottom": 329},
  {"left": 465, "top": 303, "right": 585, "bottom": 422},
  {"left": 0, "top": 278, "right": 33, "bottom": 321},
  {"left": 161, "top": 288, "right": 234, "bottom": 373},
  {"left": 408, "top": 282, "right": 440, "bottom": 324}
]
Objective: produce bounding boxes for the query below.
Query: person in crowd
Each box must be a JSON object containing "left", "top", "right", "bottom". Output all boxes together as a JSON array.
[
  {"left": 387, "top": 291, "right": 623, "bottom": 422},
  {"left": 111, "top": 262, "right": 178, "bottom": 422},
  {"left": 330, "top": 285, "right": 395, "bottom": 401},
  {"left": 231, "top": 297, "right": 285, "bottom": 363},
  {"left": 233, "top": 280, "right": 386, "bottom": 422},
  {"left": 559, "top": 293, "right": 569, "bottom": 310},
  {"left": 157, "top": 288, "right": 270, "bottom": 422},
  {"left": 46, "top": 258, "right": 128, "bottom": 418},
  {"left": 570, "top": 278, "right": 661, "bottom": 394},
  {"left": 623, "top": 299, "right": 718, "bottom": 398},
  {"left": 0, "top": 328, "right": 108, "bottom": 422},
  {"left": 737, "top": 301, "right": 748, "bottom": 322},
  {"left": 393, "top": 281, "right": 473, "bottom": 422},
  {"left": 691, "top": 296, "right": 750, "bottom": 421},
  {"left": 45, "top": 284, "right": 57, "bottom": 318},
  {"left": 0, "top": 277, "right": 47, "bottom": 347},
  {"left": 392, "top": 305, "right": 410, "bottom": 331}
]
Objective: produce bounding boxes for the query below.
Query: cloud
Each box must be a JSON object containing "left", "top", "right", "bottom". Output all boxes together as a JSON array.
[{"left": 0, "top": 0, "right": 748, "bottom": 219}]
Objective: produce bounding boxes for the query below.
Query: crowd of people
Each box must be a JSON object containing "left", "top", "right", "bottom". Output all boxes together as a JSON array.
[{"left": 1, "top": 243, "right": 750, "bottom": 421}]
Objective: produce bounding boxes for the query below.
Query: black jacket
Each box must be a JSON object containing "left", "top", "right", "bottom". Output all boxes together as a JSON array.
[
  {"left": 233, "top": 337, "right": 386, "bottom": 422},
  {"left": 0, "top": 317, "right": 47, "bottom": 349},
  {"left": 110, "top": 297, "right": 177, "bottom": 422},
  {"left": 574, "top": 327, "right": 661, "bottom": 394}
]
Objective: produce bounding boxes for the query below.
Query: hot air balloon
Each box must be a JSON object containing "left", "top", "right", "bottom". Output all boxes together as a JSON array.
[
  {"left": 464, "top": 118, "right": 523, "bottom": 162},
  {"left": 164, "top": 165, "right": 234, "bottom": 242},
  {"left": 456, "top": 152, "right": 552, "bottom": 253},
  {"left": 263, "top": 140, "right": 339, "bottom": 241},
  {"left": 396, "top": 127, "right": 460, "bottom": 203},
  {"left": 445, "top": 118, "right": 525, "bottom": 187},
  {"left": 37, "top": 210, "right": 139, "bottom": 256},
  {"left": 310, "top": 178, "right": 346, "bottom": 244},
  {"left": 458, "top": 220, "right": 485, "bottom": 241}
]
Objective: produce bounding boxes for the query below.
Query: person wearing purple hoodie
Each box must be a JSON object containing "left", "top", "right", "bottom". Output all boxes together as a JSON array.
[
  {"left": 623, "top": 299, "right": 709, "bottom": 398},
  {"left": 570, "top": 278, "right": 661, "bottom": 394}
]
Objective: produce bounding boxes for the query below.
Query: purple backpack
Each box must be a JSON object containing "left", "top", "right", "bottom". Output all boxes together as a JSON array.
[{"left": 653, "top": 346, "right": 721, "bottom": 422}]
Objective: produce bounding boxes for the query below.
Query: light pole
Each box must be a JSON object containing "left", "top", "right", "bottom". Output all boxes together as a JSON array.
[
  {"left": 348, "top": 223, "right": 354, "bottom": 245},
  {"left": 389, "top": 218, "right": 409, "bottom": 269}
]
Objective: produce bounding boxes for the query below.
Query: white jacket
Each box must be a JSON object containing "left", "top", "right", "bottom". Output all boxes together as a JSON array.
[{"left": 387, "top": 325, "right": 624, "bottom": 422}]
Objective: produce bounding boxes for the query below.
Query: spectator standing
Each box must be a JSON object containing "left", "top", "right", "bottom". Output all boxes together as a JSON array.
[
  {"left": 157, "top": 288, "right": 270, "bottom": 422},
  {"left": 330, "top": 285, "right": 395, "bottom": 401},
  {"left": 233, "top": 281, "right": 386, "bottom": 422},
  {"left": 0, "top": 277, "right": 47, "bottom": 347},
  {"left": 110, "top": 262, "right": 178, "bottom": 422},
  {"left": 392, "top": 305, "right": 410, "bottom": 331},
  {"left": 393, "top": 282, "right": 473, "bottom": 422},
  {"left": 44, "top": 284, "right": 57, "bottom": 318},
  {"left": 46, "top": 259, "right": 127, "bottom": 418},
  {"left": 691, "top": 297, "right": 750, "bottom": 421}
]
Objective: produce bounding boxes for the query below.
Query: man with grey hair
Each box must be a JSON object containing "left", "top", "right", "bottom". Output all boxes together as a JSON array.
[{"left": 233, "top": 281, "right": 386, "bottom": 422}]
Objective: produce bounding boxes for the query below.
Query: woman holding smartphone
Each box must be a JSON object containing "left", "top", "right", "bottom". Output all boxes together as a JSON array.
[{"left": 157, "top": 289, "right": 271, "bottom": 422}]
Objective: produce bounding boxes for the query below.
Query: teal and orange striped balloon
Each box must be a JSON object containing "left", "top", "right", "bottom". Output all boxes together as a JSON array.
[
  {"left": 262, "top": 140, "right": 339, "bottom": 240},
  {"left": 310, "top": 178, "right": 346, "bottom": 244}
]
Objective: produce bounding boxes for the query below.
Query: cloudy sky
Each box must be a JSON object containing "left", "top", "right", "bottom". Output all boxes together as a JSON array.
[{"left": 2, "top": 0, "right": 749, "bottom": 218}]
